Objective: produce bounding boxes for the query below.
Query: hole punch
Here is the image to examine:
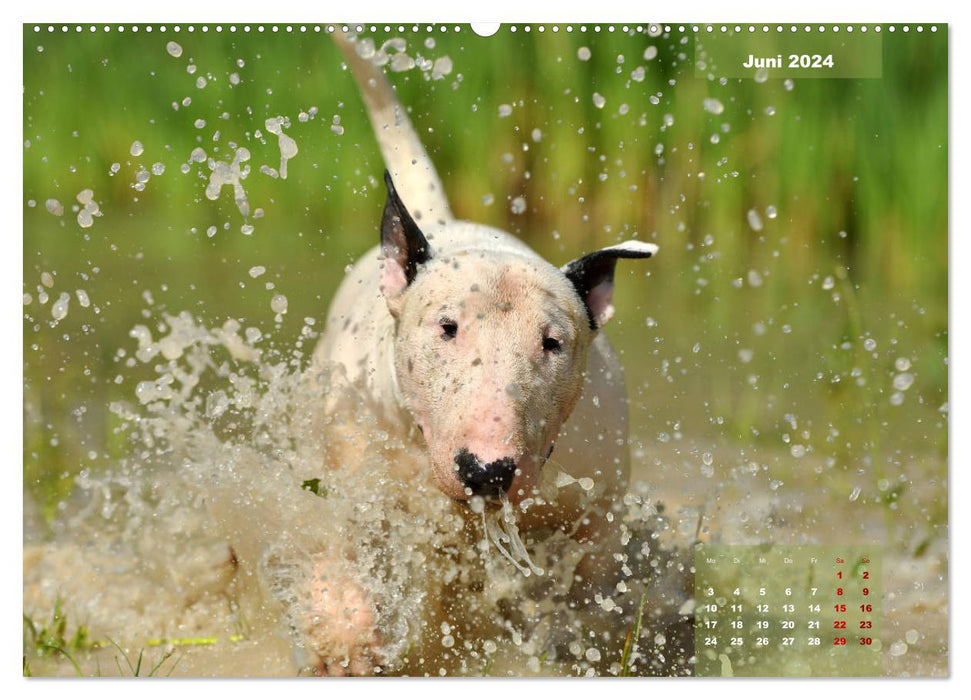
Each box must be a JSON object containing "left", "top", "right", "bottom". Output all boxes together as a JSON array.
[{"left": 471, "top": 23, "right": 501, "bottom": 37}]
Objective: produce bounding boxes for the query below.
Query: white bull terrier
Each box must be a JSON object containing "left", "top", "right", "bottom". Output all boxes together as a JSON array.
[{"left": 304, "top": 30, "right": 658, "bottom": 674}]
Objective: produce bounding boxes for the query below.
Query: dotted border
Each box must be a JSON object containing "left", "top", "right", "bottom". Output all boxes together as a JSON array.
[{"left": 30, "top": 24, "right": 941, "bottom": 35}]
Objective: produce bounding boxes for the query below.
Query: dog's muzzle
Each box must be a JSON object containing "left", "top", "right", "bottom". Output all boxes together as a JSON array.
[{"left": 453, "top": 449, "right": 517, "bottom": 498}]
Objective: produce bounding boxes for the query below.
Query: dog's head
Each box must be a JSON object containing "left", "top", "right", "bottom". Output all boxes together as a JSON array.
[{"left": 378, "top": 172, "right": 656, "bottom": 503}]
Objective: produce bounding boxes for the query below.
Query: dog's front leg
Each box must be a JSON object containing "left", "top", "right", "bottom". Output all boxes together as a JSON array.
[{"left": 299, "top": 556, "right": 384, "bottom": 676}]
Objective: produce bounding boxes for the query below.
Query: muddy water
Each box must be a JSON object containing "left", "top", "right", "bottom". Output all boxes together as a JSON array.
[
  {"left": 23, "top": 312, "right": 694, "bottom": 677},
  {"left": 635, "top": 443, "right": 948, "bottom": 677},
  {"left": 22, "top": 311, "right": 946, "bottom": 677}
]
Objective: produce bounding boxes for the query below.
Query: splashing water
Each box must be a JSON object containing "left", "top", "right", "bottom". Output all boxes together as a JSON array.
[
  {"left": 205, "top": 147, "right": 251, "bottom": 217},
  {"left": 24, "top": 309, "right": 693, "bottom": 676},
  {"left": 264, "top": 117, "right": 298, "bottom": 180},
  {"left": 76, "top": 188, "right": 101, "bottom": 228}
]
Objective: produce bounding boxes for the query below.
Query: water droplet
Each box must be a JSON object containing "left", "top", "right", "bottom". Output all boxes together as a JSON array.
[
  {"left": 849, "top": 486, "right": 861, "bottom": 502},
  {"left": 702, "top": 97, "right": 724, "bottom": 115},
  {"left": 270, "top": 294, "right": 288, "bottom": 314},
  {"left": 863, "top": 338, "right": 877, "bottom": 352},
  {"left": 45, "top": 198, "right": 64, "bottom": 216},
  {"left": 747, "top": 208, "right": 763, "bottom": 232},
  {"left": 431, "top": 56, "right": 453, "bottom": 79},
  {"left": 166, "top": 41, "right": 183, "bottom": 58},
  {"left": 130, "top": 141, "right": 144, "bottom": 157},
  {"left": 766, "top": 205, "right": 777, "bottom": 219},
  {"left": 892, "top": 373, "right": 914, "bottom": 391},
  {"left": 76, "top": 289, "right": 90, "bottom": 308},
  {"left": 510, "top": 196, "right": 526, "bottom": 215},
  {"left": 822, "top": 275, "right": 835, "bottom": 290},
  {"left": 41, "top": 272, "right": 54, "bottom": 288},
  {"left": 390, "top": 52, "right": 416, "bottom": 72},
  {"left": 592, "top": 92, "right": 606, "bottom": 109},
  {"left": 51, "top": 292, "right": 69, "bottom": 321},
  {"left": 790, "top": 444, "right": 806, "bottom": 458},
  {"left": 889, "top": 640, "right": 908, "bottom": 657},
  {"left": 631, "top": 66, "right": 646, "bottom": 82},
  {"left": 249, "top": 266, "right": 266, "bottom": 278},
  {"left": 577, "top": 46, "right": 592, "bottom": 61},
  {"left": 643, "top": 46, "right": 658, "bottom": 60},
  {"left": 895, "top": 357, "right": 912, "bottom": 372}
]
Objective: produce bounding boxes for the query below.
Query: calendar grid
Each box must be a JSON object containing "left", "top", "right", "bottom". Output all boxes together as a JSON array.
[{"left": 694, "top": 545, "right": 882, "bottom": 676}]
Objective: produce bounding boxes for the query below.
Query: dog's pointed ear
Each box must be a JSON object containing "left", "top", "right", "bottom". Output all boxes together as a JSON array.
[
  {"left": 562, "top": 241, "right": 658, "bottom": 330},
  {"left": 380, "top": 170, "right": 433, "bottom": 304}
]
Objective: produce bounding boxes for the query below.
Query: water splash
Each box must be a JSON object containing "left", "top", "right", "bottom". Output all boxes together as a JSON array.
[
  {"left": 205, "top": 147, "right": 251, "bottom": 217},
  {"left": 24, "top": 311, "right": 690, "bottom": 676},
  {"left": 264, "top": 117, "right": 298, "bottom": 180}
]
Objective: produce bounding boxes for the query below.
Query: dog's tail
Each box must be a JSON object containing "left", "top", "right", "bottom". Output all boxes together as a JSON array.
[{"left": 333, "top": 28, "right": 454, "bottom": 227}]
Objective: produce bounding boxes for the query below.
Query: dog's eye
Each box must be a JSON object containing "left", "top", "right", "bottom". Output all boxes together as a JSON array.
[
  {"left": 440, "top": 318, "right": 458, "bottom": 340},
  {"left": 542, "top": 336, "right": 562, "bottom": 354}
]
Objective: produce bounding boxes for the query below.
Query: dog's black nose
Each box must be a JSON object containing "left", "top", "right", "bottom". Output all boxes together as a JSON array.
[{"left": 454, "top": 449, "right": 517, "bottom": 497}]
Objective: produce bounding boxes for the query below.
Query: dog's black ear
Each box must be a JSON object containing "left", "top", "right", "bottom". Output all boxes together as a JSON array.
[
  {"left": 380, "top": 170, "right": 433, "bottom": 301},
  {"left": 562, "top": 241, "right": 658, "bottom": 330}
]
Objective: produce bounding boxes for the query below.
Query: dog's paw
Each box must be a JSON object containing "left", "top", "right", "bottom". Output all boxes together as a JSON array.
[{"left": 301, "top": 561, "right": 385, "bottom": 676}]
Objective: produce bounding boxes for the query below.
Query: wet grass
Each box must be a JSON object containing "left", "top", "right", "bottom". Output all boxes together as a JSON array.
[
  {"left": 22, "top": 598, "right": 90, "bottom": 675},
  {"left": 619, "top": 590, "right": 648, "bottom": 676},
  {"left": 23, "top": 600, "right": 187, "bottom": 677}
]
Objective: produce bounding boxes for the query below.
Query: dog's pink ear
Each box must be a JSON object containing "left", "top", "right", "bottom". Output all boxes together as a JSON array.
[
  {"left": 380, "top": 170, "right": 432, "bottom": 304},
  {"left": 562, "top": 241, "right": 658, "bottom": 329}
]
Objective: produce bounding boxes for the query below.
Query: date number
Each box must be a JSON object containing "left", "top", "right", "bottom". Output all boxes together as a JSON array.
[{"left": 789, "top": 54, "right": 835, "bottom": 69}]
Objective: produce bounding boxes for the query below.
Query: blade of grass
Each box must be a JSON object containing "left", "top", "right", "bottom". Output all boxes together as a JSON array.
[
  {"left": 39, "top": 644, "right": 84, "bottom": 676},
  {"left": 619, "top": 589, "right": 648, "bottom": 677}
]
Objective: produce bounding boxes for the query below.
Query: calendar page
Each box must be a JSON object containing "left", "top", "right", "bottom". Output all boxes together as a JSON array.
[{"left": 21, "top": 17, "right": 949, "bottom": 679}]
